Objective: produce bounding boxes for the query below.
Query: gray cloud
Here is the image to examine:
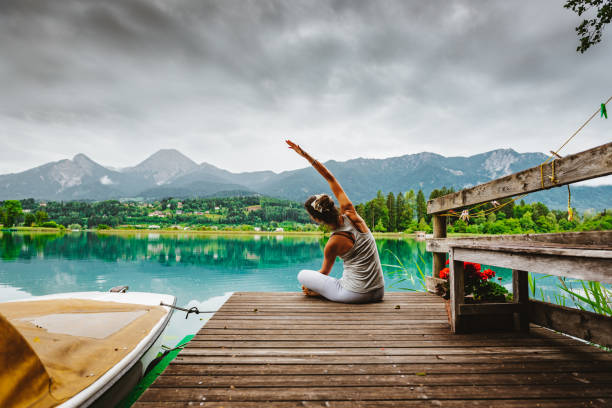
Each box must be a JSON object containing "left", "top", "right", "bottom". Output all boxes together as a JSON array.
[{"left": 0, "top": 0, "right": 610, "bottom": 176}]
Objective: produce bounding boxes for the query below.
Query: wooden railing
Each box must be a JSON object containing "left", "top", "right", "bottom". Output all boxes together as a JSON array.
[{"left": 425, "top": 142, "right": 612, "bottom": 345}]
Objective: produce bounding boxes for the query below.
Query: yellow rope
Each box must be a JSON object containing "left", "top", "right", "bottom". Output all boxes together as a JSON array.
[{"left": 439, "top": 97, "right": 611, "bottom": 219}]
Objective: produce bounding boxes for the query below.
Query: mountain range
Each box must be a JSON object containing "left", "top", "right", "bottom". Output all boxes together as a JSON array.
[{"left": 0, "top": 149, "right": 609, "bottom": 210}]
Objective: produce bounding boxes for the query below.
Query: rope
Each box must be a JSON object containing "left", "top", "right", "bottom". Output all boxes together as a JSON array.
[
  {"left": 439, "top": 97, "right": 611, "bottom": 220},
  {"left": 160, "top": 302, "right": 217, "bottom": 319}
]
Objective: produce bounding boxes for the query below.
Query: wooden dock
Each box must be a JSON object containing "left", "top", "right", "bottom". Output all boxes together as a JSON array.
[{"left": 134, "top": 291, "right": 612, "bottom": 407}]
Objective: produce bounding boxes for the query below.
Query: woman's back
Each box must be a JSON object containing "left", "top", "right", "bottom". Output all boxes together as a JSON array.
[{"left": 332, "top": 214, "right": 385, "bottom": 293}]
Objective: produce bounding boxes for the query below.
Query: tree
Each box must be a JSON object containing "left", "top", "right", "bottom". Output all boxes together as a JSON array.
[
  {"left": 402, "top": 190, "right": 416, "bottom": 228},
  {"left": 24, "top": 213, "right": 36, "bottom": 227},
  {"left": 565, "top": 0, "right": 612, "bottom": 53},
  {"left": 395, "top": 192, "right": 407, "bottom": 231},
  {"left": 2, "top": 200, "right": 23, "bottom": 227},
  {"left": 373, "top": 219, "right": 387, "bottom": 232},
  {"left": 386, "top": 192, "right": 396, "bottom": 232},
  {"left": 416, "top": 190, "right": 427, "bottom": 224},
  {"left": 35, "top": 210, "right": 48, "bottom": 225}
]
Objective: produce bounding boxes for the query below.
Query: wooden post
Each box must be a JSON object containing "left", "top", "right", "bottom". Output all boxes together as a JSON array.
[
  {"left": 449, "top": 249, "right": 465, "bottom": 333},
  {"left": 432, "top": 215, "right": 447, "bottom": 278},
  {"left": 513, "top": 269, "right": 529, "bottom": 332}
]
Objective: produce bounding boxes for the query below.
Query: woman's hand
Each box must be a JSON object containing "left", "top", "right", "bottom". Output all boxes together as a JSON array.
[{"left": 286, "top": 140, "right": 307, "bottom": 158}]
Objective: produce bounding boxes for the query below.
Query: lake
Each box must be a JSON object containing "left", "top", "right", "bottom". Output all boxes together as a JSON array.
[{"left": 0, "top": 231, "right": 582, "bottom": 347}]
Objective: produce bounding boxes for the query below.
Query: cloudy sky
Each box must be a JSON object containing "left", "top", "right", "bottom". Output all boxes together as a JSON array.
[{"left": 0, "top": 0, "right": 610, "bottom": 175}]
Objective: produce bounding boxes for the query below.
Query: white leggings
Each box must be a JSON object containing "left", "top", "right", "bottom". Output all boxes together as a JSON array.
[{"left": 297, "top": 269, "right": 384, "bottom": 304}]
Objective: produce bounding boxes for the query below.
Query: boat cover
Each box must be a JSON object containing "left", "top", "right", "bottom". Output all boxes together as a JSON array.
[{"left": 0, "top": 299, "right": 166, "bottom": 407}]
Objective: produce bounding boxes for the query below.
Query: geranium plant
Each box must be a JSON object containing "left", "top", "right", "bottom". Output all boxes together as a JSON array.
[{"left": 438, "top": 260, "right": 510, "bottom": 302}]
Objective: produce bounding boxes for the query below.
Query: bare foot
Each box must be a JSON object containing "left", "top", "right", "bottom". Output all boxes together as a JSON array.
[{"left": 302, "top": 285, "right": 320, "bottom": 297}]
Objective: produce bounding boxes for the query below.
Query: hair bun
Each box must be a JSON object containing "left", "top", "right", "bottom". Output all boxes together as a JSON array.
[{"left": 318, "top": 195, "right": 334, "bottom": 212}]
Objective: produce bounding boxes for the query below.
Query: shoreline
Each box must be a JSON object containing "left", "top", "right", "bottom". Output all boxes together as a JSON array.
[{"left": 2, "top": 226, "right": 430, "bottom": 239}]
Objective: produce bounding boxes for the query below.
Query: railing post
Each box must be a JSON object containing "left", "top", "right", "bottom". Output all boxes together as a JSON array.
[
  {"left": 432, "top": 215, "right": 446, "bottom": 278},
  {"left": 449, "top": 248, "right": 465, "bottom": 333},
  {"left": 512, "top": 270, "right": 529, "bottom": 332}
]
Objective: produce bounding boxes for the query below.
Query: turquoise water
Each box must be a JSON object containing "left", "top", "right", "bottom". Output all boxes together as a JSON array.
[
  {"left": 0, "top": 232, "right": 592, "bottom": 346},
  {"left": 0, "top": 232, "right": 437, "bottom": 344}
]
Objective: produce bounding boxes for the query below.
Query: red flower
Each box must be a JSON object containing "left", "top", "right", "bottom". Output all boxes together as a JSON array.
[
  {"left": 445, "top": 259, "right": 449, "bottom": 265},
  {"left": 439, "top": 267, "right": 449, "bottom": 279},
  {"left": 464, "top": 262, "right": 481, "bottom": 277},
  {"left": 480, "top": 269, "right": 495, "bottom": 280}
]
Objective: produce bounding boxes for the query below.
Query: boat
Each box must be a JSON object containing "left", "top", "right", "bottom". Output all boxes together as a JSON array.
[{"left": 0, "top": 287, "right": 175, "bottom": 408}]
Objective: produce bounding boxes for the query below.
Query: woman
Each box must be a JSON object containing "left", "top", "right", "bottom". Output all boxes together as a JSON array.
[{"left": 286, "top": 140, "right": 385, "bottom": 304}]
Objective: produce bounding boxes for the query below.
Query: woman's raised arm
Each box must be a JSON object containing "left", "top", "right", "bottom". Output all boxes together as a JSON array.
[{"left": 286, "top": 140, "right": 354, "bottom": 212}]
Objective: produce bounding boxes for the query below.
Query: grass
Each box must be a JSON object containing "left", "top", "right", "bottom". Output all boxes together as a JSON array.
[{"left": 382, "top": 249, "right": 428, "bottom": 291}]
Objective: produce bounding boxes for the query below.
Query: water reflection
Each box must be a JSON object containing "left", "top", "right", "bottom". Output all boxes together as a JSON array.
[{"left": 0, "top": 232, "right": 434, "bottom": 341}]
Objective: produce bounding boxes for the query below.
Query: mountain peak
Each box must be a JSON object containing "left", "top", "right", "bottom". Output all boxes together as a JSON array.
[
  {"left": 72, "top": 153, "right": 94, "bottom": 163},
  {"left": 127, "top": 149, "right": 199, "bottom": 185}
]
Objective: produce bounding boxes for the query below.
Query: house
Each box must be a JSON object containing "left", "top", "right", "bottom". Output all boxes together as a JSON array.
[
  {"left": 177, "top": 202, "right": 183, "bottom": 209},
  {"left": 176, "top": 210, "right": 183, "bottom": 215},
  {"left": 148, "top": 225, "right": 160, "bottom": 229},
  {"left": 275, "top": 227, "right": 284, "bottom": 232},
  {"left": 254, "top": 227, "right": 261, "bottom": 231}
]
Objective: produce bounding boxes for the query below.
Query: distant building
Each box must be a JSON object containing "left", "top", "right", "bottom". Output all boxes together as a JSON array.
[
  {"left": 204, "top": 210, "right": 210, "bottom": 214},
  {"left": 39, "top": 202, "right": 47, "bottom": 207},
  {"left": 148, "top": 225, "right": 161, "bottom": 229},
  {"left": 148, "top": 211, "right": 166, "bottom": 218},
  {"left": 254, "top": 227, "right": 261, "bottom": 231},
  {"left": 177, "top": 202, "right": 183, "bottom": 209},
  {"left": 214, "top": 206, "right": 220, "bottom": 211},
  {"left": 176, "top": 210, "right": 183, "bottom": 215},
  {"left": 275, "top": 227, "right": 284, "bottom": 232}
]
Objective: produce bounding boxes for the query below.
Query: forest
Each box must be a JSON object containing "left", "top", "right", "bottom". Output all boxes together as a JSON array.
[
  {"left": 1, "top": 188, "right": 610, "bottom": 234},
  {"left": 355, "top": 188, "right": 611, "bottom": 234}
]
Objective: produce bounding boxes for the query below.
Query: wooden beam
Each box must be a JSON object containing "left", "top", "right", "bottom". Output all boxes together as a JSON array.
[
  {"left": 427, "top": 231, "right": 612, "bottom": 253},
  {"left": 529, "top": 300, "right": 612, "bottom": 348},
  {"left": 459, "top": 303, "right": 525, "bottom": 315},
  {"left": 452, "top": 247, "right": 612, "bottom": 284},
  {"left": 432, "top": 215, "right": 447, "bottom": 278},
  {"left": 513, "top": 270, "right": 529, "bottom": 332},
  {"left": 449, "top": 250, "right": 465, "bottom": 333},
  {"left": 427, "top": 142, "right": 612, "bottom": 214}
]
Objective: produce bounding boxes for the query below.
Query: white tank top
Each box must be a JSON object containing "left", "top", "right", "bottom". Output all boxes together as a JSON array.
[{"left": 331, "top": 214, "right": 385, "bottom": 293}]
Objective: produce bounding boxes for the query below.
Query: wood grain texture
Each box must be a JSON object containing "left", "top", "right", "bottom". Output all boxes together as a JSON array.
[
  {"left": 427, "top": 142, "right": 612, "bottom": 214},
  {"left": 529, "top": 299, "right": 612, "bottom": 348},
  {"left": 135, "top": 292, "right": 612, "bottom": 407}
]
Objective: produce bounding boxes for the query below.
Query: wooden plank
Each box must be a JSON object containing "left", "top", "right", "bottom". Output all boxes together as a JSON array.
[
  {"left": 133, "top": 400, "right": 612, "bottom": 408},
  {"left": 529, "top": 300, "right": 612, "bottom": 348},
  {"left": 458, "top": 303, "right": 525, "bottom": 315},
  {"left": 212, "top": 312, "right": 449, "bottom": 318},
  {"left": 202, "top": 322, "right": 451, "bottom": 330},
  {"left": 450, "top": 241, "right": 612, "bottom": 258},
  {"left": 513, "top": 270, "right": 529, "bottom": 331},
  {"left": 427, "top": 142, "right": 612, "bottom": 213},
  {"left": 452, "top": 247, "right": 612, "bottom": 284},
  {"left": 426, "top": 231, "right": 612, "bottom": 253},
  {"left": 137, "top": 292, "right": 612, "bottom": 406},
  {"left": 172, "top": 353, "right": 612, "bottom": 364},
  {"left": 184, "top": 339, "right": 582, "bottom": 348},
  {"left": 151, "top": 372, "right": 612, "bottom": 388},
  {"left": 449, "top": 251, "right": 464, "bottom": 333},
  {"left": 177, "top": 345, "right": 606, "bottom": 357},
  {"left": 138, "top": 385, "right": 612, "bottom": 402},
  {"left": 163, "top": 360, "right": 612, "bottom": 375}
]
